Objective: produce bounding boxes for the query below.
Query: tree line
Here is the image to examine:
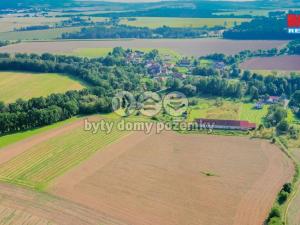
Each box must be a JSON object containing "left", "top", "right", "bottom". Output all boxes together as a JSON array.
[
  {"left": 0, "top": 90, "right": 111, "bottom": 135},
  {"left": 223, "top": 15, "right": 300, "bottom": 40},
  {"left": 61, "top": 25, "right": 209, "bottom": 39}
]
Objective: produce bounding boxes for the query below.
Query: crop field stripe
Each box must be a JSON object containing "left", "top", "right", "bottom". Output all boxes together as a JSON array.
[{"left": 0, "top": 120, "right": 129, "bottom": 189}]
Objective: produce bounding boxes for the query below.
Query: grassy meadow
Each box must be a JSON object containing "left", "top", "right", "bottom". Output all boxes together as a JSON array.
[
  {"left": 188, "top": 98, "right": 268, "bottom": 124},
  {"left": 120, "top": 17, "right": 250, "bottom": 28},
  {"left": 0, "top": 72, "right": 85, "bottom": 103}
]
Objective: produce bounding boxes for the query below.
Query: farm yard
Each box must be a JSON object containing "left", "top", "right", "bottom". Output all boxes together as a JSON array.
[
  {"left": 49, "top": 130, "right": 294, "bottom": 225},
  {"left": 240, "top": 56, "right": 300, "bottom": 72},
  {"left": 0, "top": 72, "right": 84, "bottom": 103},
  {"left": 120, "top": 17, "right": 250, "bottom": 28},
  {"left": 0, "top": 39, "right": 288, "bottom": 57}
]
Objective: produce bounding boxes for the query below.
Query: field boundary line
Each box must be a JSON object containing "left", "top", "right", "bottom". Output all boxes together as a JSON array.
[{"left": 275, "top": 137, "right": 300, "bottom": 225}]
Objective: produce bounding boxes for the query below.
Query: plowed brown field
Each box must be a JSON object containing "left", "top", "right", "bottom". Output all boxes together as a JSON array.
[
  {"left": 240, "top": 56, "right": 300, "bottom": 71},
  {"left": 49, "top": 130, "right": 294, "bottom": 225},
  {"left": 0, "top": 39, "right": 288, "bottom": 57}
]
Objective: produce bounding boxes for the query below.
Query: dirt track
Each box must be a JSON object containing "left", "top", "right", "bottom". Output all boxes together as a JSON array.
[{"left": 49, "top": 131, "right": 294, "bottom": 225}]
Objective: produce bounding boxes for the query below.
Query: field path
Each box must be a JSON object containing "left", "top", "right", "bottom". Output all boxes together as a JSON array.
[{"left": 233, "top": 141, "right": 294, "bottom": 225}]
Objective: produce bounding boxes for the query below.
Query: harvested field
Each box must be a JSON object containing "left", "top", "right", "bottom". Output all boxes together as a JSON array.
[
  {"left": 0, "top": 182, "right": 124, "bottom": 225},
  {"left": 0, "top": 39, "right": 288, "bottom": 57},
  {"left": 0, "top": 116, "right": 128, "bottom": 190},
  {"left": 240, "top": 56, "right": 300, "bottom": 71},
  {"left": 50, "top": 130, "right": 294, "bottom": 225}
]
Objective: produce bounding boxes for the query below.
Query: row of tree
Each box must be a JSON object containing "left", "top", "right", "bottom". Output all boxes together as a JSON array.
[
  {"left": 0, "top": 90, "right": 111, "bottom": 135},
  {"left": 61, "top": 25, "right": 209, "bottom": 39}
]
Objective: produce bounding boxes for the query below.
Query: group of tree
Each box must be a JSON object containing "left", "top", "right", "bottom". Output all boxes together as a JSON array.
[
  {"left": 267, "top": 183, "right": 292, "bottom": 225},
  {"left": 287, "top": 40, "right": 300, "bottom": 55},
  {"left": 61, "top": 25, "right": 208, "bottom": 39},
  {"left": 0, "top": 51, "right": 149, "bottom": 92},
  {"left": 166, "top": 76, "right": 244, "bottom": 98},
  {"left": 0, "top": 49, "right": 162, "bottom": 135},
  {"left": 264, "top": 104, "right": 298, "bottom": 138},
  {"left": 14, "top": 25, "right": 51, "bottom": 31},
  {"left": 0, "top": 90, "right": 111, "bottom": 135}
]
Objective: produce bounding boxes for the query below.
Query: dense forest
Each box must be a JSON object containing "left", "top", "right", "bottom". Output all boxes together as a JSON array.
[{"left": 62, "top": 25, "right": 209, "bottom": 39}]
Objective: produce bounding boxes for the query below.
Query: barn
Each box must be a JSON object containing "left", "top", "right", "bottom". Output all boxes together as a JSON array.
[{"left": 196, "top": 119, "right": 256, "bottom": 131}]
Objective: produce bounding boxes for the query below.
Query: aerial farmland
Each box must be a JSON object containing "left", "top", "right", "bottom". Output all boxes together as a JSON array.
[{"left": 0, "top": 0, "right": 300, "bottom": 225}]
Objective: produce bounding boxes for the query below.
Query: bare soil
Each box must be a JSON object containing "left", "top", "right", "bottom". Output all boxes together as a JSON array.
[
  {"left": 240, "top": 56, "right": 300, "bottom": 71},
  {"left": 49, "top": 131, "right": 294, "bottom": 225},
  {"left": 0, "top": 182, "right": 126, "bottom": 225}
]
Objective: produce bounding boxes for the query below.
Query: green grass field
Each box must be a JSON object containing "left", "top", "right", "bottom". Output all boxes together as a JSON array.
[
  {"left": 0, "top": 27, "right": 82, "bottom": 40},
  {"left": 188, "top": 98, "right": 268, "bottom": 124},
  {"left": 0, "top": 118, "right": 129, "bottom": 190},
  {"left": 120, "top": 17, "right": 250, "bottom": 28},
  {"left": 0, "top": 72, "right": 85, "bottom": 103}
]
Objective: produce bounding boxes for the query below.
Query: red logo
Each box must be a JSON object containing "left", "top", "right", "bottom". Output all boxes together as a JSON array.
[{"left": 288, "top": 14, "right": 300, "bottom": 27}]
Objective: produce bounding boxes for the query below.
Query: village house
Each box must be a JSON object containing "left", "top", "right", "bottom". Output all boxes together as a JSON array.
[
  {"left": 173, "top": 72, "right": 187, "bottom": 79},
  {"left": 266, "top": 96, "right": 280, "bottom": 104},
  {"left": 125, "top": 51, "right": 144, "bottom": 64},
  {"left": 254, "top": 95, "right": 287, "bottom": 110},
  {"left": 178, "top": 58, "right": 191, "bottom": 67},
  {"left": 196, "top": 118, "right": 256, "bottom": 131}
]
